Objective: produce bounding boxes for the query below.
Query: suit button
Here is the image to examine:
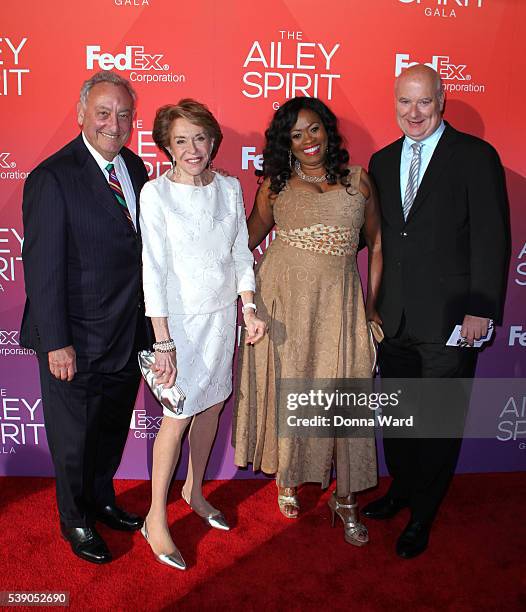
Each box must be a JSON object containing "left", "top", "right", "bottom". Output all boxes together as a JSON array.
[{"left": 400, "top": 231, "right": 408, "bottom": 237}]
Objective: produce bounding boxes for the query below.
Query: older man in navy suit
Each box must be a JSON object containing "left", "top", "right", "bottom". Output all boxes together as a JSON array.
[{"left": 21, "top": 71, "right": 150, "bottom": 563}]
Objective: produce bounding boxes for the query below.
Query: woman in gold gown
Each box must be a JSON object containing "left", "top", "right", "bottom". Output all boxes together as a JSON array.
[{"left": 233, "top": 96, "right": 383, "bottom": 545}]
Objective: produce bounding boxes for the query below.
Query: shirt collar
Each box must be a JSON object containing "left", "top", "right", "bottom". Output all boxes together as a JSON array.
[
  {"left": 403, "top": 120, "right": 445, "bottom": 152},
  {"left": 81, "top": 132, "right": 122, "bottom": 172}
]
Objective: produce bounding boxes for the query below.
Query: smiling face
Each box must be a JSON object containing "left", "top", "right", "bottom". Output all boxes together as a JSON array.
[
  {"left": 77, "top": 82, "right": 134, "bottom": 161},
  {"left": 395, "top": 67, "right": 444, "bottom": 141},
  {"left": 168, "top": 117, "right": 213, "bottom": 178},
  {"left": 289, "top": 108, "right": 328, "bottom": 169}
]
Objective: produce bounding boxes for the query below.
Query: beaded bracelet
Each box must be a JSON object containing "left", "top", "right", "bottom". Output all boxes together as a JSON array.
[
  {"left": 154, "top": 345, "right": 176, "bottom": 353},
  {"left": 153, "top": 339, "right": 176, "bottom": 352},
  {"left": 242, "top": 303, "right": 257, "bottom": 315}
]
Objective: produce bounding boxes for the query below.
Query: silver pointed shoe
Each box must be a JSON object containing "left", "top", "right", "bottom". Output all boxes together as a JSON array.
[
  {"left": 140, "top": 521, "right": 186, "bottom": 570},
  {"left": 181, "top": 489, "right": 230, "bottom": 531}
]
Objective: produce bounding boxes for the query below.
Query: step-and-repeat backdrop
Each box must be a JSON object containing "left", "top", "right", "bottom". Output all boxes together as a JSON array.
[{"left": 1, "top": 0, "right": 525, "bottom": 479}]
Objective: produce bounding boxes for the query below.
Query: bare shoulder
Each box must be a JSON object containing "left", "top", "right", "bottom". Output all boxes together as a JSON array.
[{"left": 349, "top": 165, "right": 372, "bottom": 200}]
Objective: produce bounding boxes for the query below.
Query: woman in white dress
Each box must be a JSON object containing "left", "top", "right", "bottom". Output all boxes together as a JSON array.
[{"left": 140, "top": 99, "right": 265, "bottom": 570}]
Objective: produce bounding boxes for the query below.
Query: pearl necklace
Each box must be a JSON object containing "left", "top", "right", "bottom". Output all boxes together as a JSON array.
[{"left": 294, "top": 159, "right": 327, "bottom": 183}]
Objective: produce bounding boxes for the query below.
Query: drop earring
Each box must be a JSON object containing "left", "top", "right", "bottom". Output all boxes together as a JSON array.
[
  {"left": 208, "top": 141, "right": 214, "bottom": 169},
  {"left": 168, "top": 150, "right": 180, "bottom": 180},
  {"left": 172, "top": 159, "right": 181, "bottom": 180},
  {"left": 289, "top": 149, "right": 293, "bottom": 168}
]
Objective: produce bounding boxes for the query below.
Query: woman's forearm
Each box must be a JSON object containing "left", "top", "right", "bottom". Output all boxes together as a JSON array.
[
  {"left": 151, "top": 316, "right": 172, "bottom": 342},
  {"left": 239, "top": 291, "right": 255, "bottom": 307},
  {"left": 366, "top": 246, "right": 382, "bottom": 314}
]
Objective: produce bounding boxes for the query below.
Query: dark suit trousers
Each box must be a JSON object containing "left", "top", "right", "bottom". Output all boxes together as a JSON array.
[
  {"left": 378, "top": 318, "right": 478, "bottom": 525},
  {"left": 38, "top": 348, "right": 141, "bottom": 528}
]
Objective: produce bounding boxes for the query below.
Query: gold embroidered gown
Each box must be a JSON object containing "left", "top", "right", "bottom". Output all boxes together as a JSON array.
[{"left": 233, "top": 167, "right": 377, "bottom": 494}]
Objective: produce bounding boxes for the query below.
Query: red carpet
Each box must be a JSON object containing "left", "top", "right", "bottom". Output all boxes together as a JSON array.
[{"left": 0, "top": 473, "right": 525, "bottom": 611}]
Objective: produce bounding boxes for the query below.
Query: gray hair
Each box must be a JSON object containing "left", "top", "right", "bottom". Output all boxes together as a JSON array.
[{"left": 79, "top": 71, "right": 136, "bottom": 107}]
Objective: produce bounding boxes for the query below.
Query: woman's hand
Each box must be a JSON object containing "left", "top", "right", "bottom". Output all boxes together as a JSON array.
[
  {"left": 150, "top": 350, "right": 177, "bottom": 388},
  {"left": 365, "top": 303, "right": 383, "bottom": 326},
  {"left": 244, "top": 312, "right": 266, "bottom": 345}
]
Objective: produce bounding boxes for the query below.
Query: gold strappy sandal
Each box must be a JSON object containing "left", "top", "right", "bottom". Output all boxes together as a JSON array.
[
  {"left": 277, "top": 485, "right": 300, "bottom": 519},
  {"left": 328, "top": 492, "right": 369, "bottom": 546}
]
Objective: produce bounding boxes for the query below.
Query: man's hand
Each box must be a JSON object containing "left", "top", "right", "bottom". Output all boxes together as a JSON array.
[
  {"left": 48, "top": 345, "right": 77, "bottom": 381},
  {"left": 461, "top": 315, "right": 490, "bottom": 347}
]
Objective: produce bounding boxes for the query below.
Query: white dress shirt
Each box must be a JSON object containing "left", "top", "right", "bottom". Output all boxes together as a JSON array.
[
  {"left": 400, "top": 120, "right": 446, "bottom": 199},
  {"left": 140, "top": 172, "right": 255, "bottom": 316},
  {"left": 82, "top": 132, "right": 137, "bottom": 229}
]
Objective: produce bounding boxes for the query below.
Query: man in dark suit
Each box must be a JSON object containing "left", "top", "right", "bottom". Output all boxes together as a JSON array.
[
  {"left": 364, "top": 65, "right": 508, "bottom": 558},
  {"left": 21, "top": 71, "right": 151, "bottom": 563}
]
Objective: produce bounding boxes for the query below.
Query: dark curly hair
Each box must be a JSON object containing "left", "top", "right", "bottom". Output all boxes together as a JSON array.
[{"left": 257, "top": 97, "right": 351, "bottom": 195}]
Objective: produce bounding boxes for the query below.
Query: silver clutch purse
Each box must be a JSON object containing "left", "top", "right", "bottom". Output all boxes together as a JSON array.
[{"left": 138, "top": 350, "right": 186, "bottom": 416}]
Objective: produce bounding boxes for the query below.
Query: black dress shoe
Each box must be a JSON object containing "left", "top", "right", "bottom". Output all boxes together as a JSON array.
[
  {"left": 361, "top": 494, "right": 409, "bottom": 520},
  {"left": 96, "top": 505, "right": 144, "bottom": 531},
  {"left": 396, "top": 520, "right": 430, "bottom": 559},
  {"left": 60, "top": 524, "right": 112, "bottom": 564}
]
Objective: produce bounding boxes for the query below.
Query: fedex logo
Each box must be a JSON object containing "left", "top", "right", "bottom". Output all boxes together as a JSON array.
[
  {"left": 130, "top": 409, "right": 162, "bottom": 430},
  {"left": 395, "top": 54, "right": 470, "bottom": 80},
  {"left": 241, "top": 147, "right": 263, "bottom": 171},
  {"left": 509, "top": 326, "right": 526, "bottom": 347},
  {"left": 0, "top": 153, "right": 15, "bottom": 169},
  {"left": 0, "top": 331, "right": 18, "bottom": 346},
  {"left": 130, "top": 408, "right": 162, "bottom": 439},
  {"left": 86, "top": 45, "right": 167, "bottom": 71}
]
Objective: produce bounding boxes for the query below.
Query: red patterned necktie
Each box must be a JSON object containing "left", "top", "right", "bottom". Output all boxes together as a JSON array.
[{"left": 105, "top": 162, "right": 135, "bottom": 229}]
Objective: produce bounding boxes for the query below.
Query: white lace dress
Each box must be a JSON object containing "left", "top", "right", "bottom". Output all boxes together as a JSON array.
[{"left": 140, "top": 172, "right": 255, "bottom": 418}]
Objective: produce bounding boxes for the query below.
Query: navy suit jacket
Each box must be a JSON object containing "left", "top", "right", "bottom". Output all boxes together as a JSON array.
[
  {"left": 20, "top": 134, "right": 151, "bottom": 372},
  {"left": 369, "top": 123, "right": 509, "bottom": 342}
]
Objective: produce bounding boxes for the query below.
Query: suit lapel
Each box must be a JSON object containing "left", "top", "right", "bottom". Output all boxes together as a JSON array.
[
  {"left": 73, "top": 135, "right": 134, "bottom": 231},
  {"left": 384, "top": 138, "right": 405, "bottom": 228},
  {"left": 406, "top": 123, "right": 458, "bottom": 222},
  {"left": 120, "top": 147, "right": 141, "bottom": 205},
  {"left": 120, "top": 147, "right": 143, "bottom": 239}
]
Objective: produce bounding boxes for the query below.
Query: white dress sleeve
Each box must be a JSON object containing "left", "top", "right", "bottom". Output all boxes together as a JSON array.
[
  {"left": 140, "top": 183, "right": 169, "bottom": 317},
  {"left": 231, "top": 179, "right": 256, "bottom": 294}
]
